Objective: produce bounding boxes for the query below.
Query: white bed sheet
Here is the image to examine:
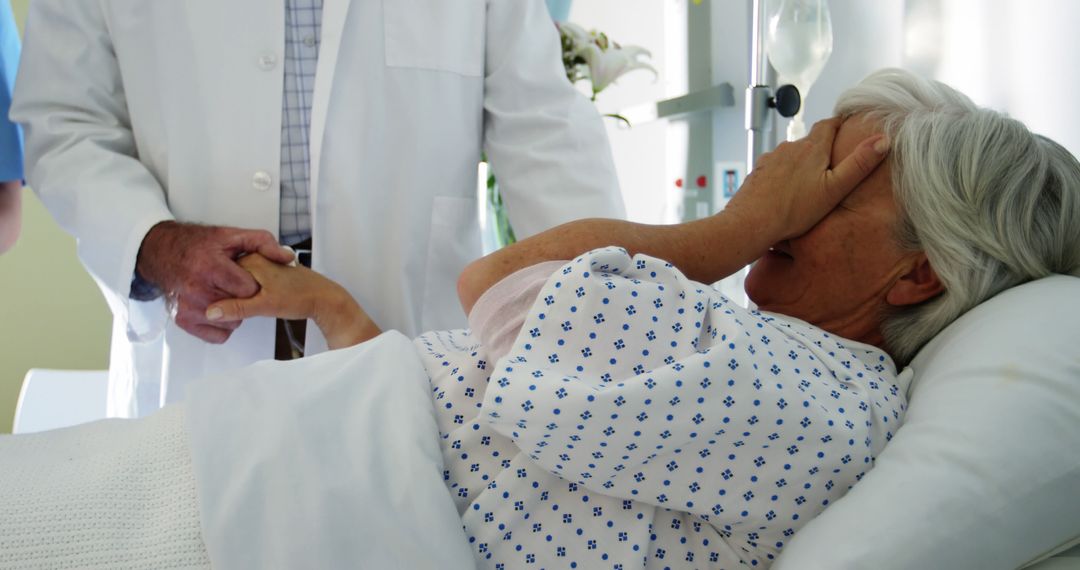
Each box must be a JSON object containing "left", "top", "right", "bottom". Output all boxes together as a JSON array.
[{"left": 185, "top": 331, "right": 475, "bottom": 569}]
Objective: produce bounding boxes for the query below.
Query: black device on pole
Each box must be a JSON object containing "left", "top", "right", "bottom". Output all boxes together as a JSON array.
[{"left": 770, "top": 84, "right": 802, "bottom": 118}]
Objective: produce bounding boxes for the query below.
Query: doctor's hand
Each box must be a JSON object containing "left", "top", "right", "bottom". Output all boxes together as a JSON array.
[
  {"left": 135, "top": 221, "right": 296, "bottom": 344},
  {"left": 205, "top": 254, "right": 382, "bottom": 350}
]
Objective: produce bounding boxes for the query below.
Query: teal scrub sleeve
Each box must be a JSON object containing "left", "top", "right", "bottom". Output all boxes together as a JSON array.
[{"left": 0, "top": 1, "right": 23, "bottom": 182}]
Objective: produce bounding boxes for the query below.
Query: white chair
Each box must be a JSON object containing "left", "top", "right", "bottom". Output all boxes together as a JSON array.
[{"left": 12, "top": 369, "right": 109, "bottom": 434}]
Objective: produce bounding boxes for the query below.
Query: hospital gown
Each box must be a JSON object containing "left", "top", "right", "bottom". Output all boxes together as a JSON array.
[{"left": 420, "top": 247, "right": 909, "bottom": 569}]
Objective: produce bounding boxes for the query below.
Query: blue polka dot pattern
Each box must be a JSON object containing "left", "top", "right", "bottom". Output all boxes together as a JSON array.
[{"left": 417, "top": 247, "right": 906, "bottom": 569}]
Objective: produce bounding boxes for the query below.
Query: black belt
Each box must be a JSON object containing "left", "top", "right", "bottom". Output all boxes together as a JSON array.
[
  {"left": 289, "top": 237, "right": 313, "bottom": 268},
  {"left": 276, "top": 236, "right": 313, "bottom": 359}
]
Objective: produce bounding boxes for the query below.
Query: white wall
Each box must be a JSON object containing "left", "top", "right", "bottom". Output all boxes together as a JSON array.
[
  {"left": 773, "top": 0, "right": 1080, "bottom": 160},
  {"left": 570, "top": 0, "right": 1080, "bottom": 226},
  {"left": 567, "top": 0, "right": 671, "bottom": 224},
  {"left": 917, "top": 0, "right": 1080, "bottom": 157},
  {"left": 797, "top": 0, "right": 905, "bottom": 124},
  {"left": 709, "top": 1, "right": 752, "bottom": 164},
  {"left": 999, "top": 0, "right": 1080, "bottom": 155},
  {"left": 0, "top": 194, "right": 111, "bottom": 434}
]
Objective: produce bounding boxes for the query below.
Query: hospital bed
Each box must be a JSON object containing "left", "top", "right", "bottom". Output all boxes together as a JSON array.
[
  {"left": 771, "top": 275, "right": 1080, "bottom": 570},
  {"left": 13, "top": 275, "right": 1080, "bottom": 569}
]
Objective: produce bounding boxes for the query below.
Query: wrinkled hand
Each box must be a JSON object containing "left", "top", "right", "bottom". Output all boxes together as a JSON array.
[
  {"left": 205, "top": 254, "right": 381, "bottom": 350},
  {"left": 135, "top": 221, "right": 295, "bottom": 344},
  {"left": 204, "top": 254, "right": 325, "bottom": 322},
  {"left": 726, "top": 117, "right": 890, "bottom": 243}
]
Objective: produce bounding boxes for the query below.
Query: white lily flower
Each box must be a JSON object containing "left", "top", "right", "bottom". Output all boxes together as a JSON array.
[
  {"left": 578, "top": 42, "right": 657, "bottom": 96},
  {"left": 556, "top": 21, "right": 592, "bottom": 47}
]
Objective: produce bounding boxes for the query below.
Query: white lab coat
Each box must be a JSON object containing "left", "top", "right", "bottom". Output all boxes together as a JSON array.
[{"left": 13, "top": 0, "right": 624, "bottom": 418}]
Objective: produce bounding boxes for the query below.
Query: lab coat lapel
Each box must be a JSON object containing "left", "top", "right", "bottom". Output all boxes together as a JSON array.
[
  {"left": 308, "top": 0, "right": 354, "bottom": 243},
  {"left": 301, "top": 0, "right": 353, "bottom": 357}
]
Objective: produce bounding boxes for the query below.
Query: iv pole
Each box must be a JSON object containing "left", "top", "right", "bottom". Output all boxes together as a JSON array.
[{"left": 746, "top": 0, "right": 801, "bottom": 172}]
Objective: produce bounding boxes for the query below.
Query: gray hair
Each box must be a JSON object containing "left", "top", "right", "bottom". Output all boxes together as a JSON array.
[{"left": 834, "top": 68, "right": 1080, "bottom": 364}]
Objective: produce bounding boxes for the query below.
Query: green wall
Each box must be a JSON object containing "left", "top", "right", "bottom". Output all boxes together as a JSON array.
[{"left": 0, "top": 0, "right": 112, "bottom": 433}]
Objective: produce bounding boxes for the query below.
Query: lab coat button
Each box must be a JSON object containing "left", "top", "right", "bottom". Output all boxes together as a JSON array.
[
  {"left": 252, "top": 171, "right": 274, "bottom": 191},
  {"left": 257, "top": 53, "right": 278, "bottom": 71}
]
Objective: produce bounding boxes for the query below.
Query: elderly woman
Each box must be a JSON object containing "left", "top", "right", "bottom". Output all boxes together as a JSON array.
[{"left": 2, "top": 69, "right": 1078, "bottom": 569}]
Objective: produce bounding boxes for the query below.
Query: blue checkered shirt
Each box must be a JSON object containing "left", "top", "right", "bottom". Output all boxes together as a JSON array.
[{"left": 279, "top": 0, "right": 323, "bottom": 245}]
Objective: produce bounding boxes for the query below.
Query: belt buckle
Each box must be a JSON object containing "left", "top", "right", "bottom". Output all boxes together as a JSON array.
[{"left": 293, "top": 248, "right": 313, "bottom": 268}]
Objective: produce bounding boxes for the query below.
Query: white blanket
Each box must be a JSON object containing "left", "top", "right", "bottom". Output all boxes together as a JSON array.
[
  {"left": 0, "top": 406, "right": 209, "bottom": 569},
  {"left": 185, "top": 331, "right": 475, "bottom": 569}
]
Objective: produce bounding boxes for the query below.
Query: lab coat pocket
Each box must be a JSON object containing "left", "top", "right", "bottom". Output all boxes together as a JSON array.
[
  {"left": 383, "top": 0, "right": 486, "bottom": 77},
  {"left": 421, "top": 196, "right": 481, "bottom": 331}
]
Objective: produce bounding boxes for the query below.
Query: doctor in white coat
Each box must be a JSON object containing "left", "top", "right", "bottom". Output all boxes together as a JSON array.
[{"left": 12, "top": 0, "right": 625, "bottom": 418}]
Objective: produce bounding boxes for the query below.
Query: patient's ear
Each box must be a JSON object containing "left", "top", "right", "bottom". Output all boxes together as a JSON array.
[{"left": 886, "top": 253, "right": 943, "bottom": 307}]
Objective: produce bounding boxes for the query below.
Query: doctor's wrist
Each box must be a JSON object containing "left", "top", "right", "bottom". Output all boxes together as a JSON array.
[
  {"left": 131, "top": 221, "right": 179, "bottom": 300},
  {"left": 134, "top": 220, "right": 183, "bottom": 295}
]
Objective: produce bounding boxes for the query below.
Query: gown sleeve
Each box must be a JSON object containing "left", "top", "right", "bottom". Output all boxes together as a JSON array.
[{"left": 467, "top": 260, "right": 567, "bottom": 364}]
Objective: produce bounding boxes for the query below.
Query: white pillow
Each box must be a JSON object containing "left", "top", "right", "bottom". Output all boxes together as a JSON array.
[{"left": 772, "top": 276, "right": 1080, "bottom": 570}]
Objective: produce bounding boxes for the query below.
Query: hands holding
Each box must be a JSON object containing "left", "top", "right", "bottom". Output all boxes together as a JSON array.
[
  {"left": 135, "top": 221, "right": 296, "bottom": 343},
  {"left": 204, "top": 254, "right": 381, "bottom": 350},
  {"left": 136, "top": 221, "right": 378, "bottom": 349}
]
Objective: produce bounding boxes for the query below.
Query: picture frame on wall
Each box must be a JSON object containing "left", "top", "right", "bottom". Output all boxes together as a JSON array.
[{"left": 718, "top": 162, "right": 744, "bottom": 199}]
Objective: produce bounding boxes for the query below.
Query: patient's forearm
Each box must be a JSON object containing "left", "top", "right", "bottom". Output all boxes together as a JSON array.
[
  {"left": 457, "top": 121, "right": 892, "bottom": 315},
  {"left": 457, "top": 210, "right": 775, "bottom": 315},
  {"left": 313, "top": 289, "right": 382, "bottom": 350}
]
